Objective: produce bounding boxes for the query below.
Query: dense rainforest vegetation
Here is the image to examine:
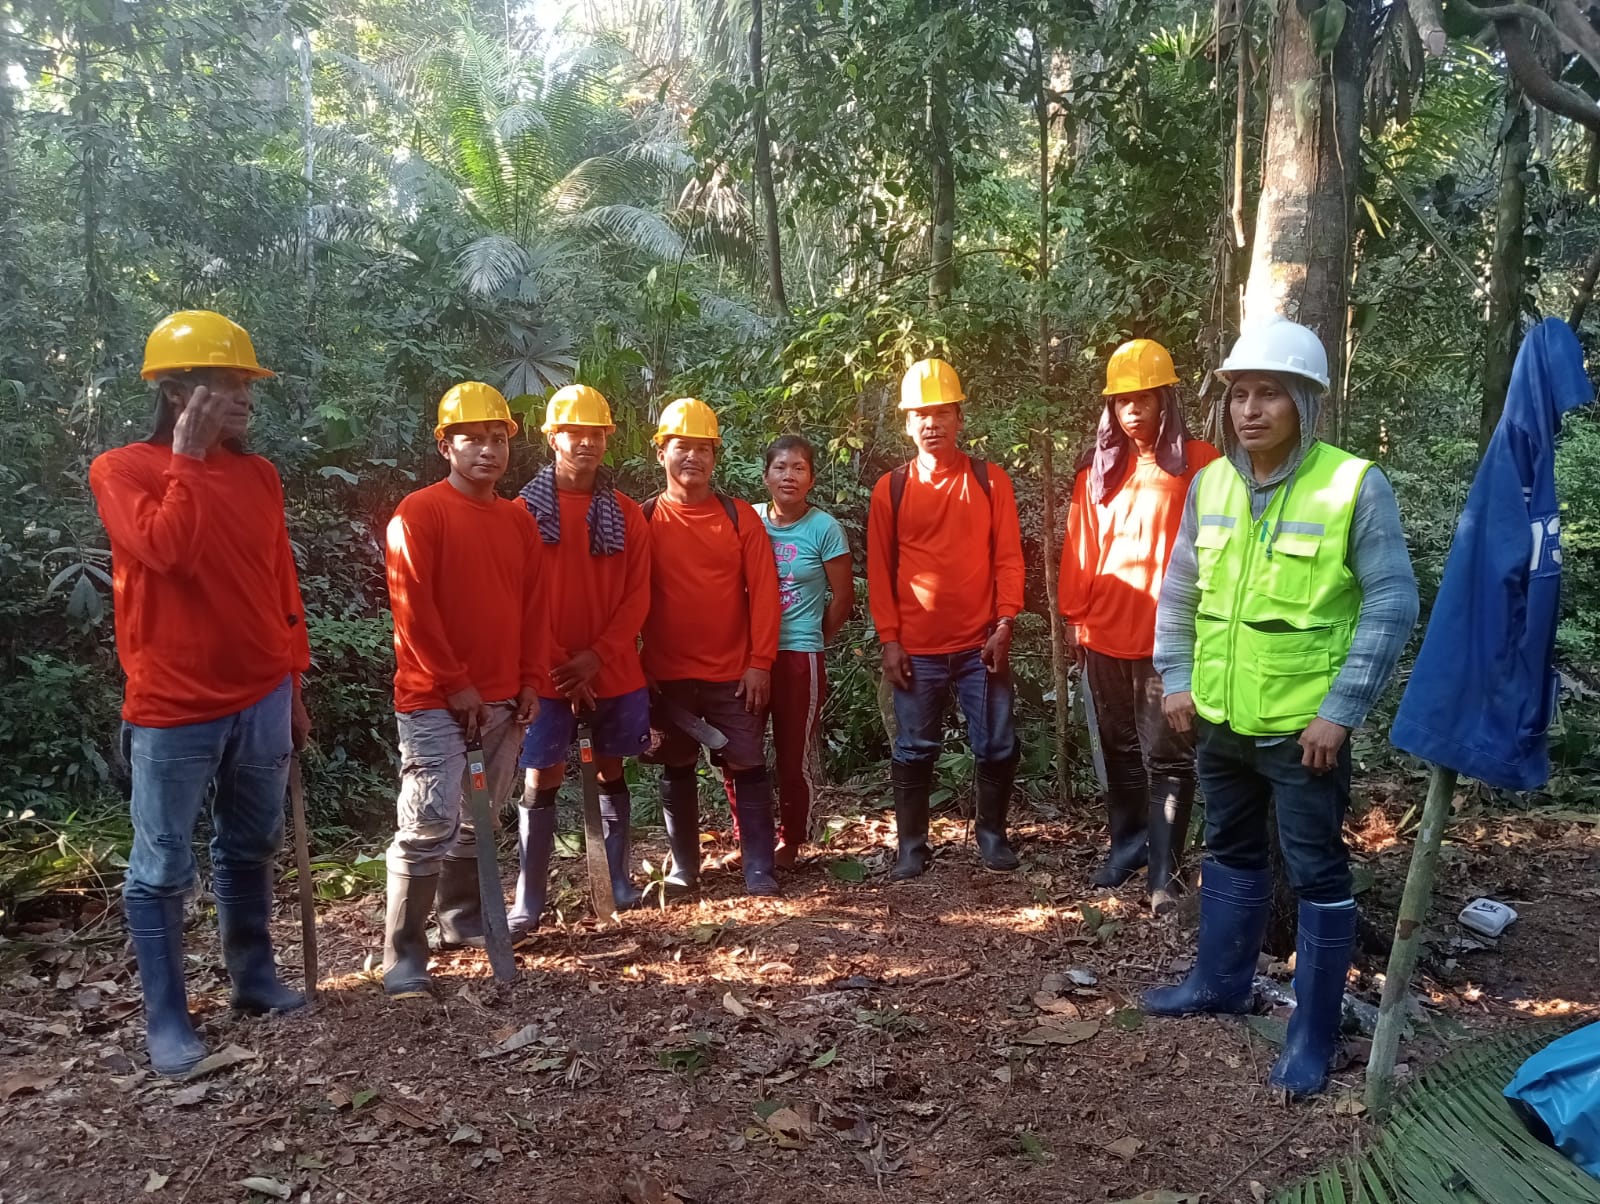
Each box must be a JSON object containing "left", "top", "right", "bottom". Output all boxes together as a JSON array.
[{"left": 7, "top": 0, "right": 1600, "bottom": 905}]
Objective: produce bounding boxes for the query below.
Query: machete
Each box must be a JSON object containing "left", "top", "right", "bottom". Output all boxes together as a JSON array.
[
  {"left": 1075, "top": 665, "right": 1110, "bottom": 797},
  {"left": 658, "top": 697, "right": 728, "bottom": 750},
  {"left": 464, "top": 743, "right": 517, "bottom": 982},
  {"left": 287, "top": 754, "right": 317, "bottom": 1002},
  {"left": 575, "top": 709, "right": 618, "bottom": 921}
]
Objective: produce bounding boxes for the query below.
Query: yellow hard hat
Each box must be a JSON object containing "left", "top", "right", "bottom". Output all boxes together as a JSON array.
[
  {"left": 653, "top": 397, "right": 721, "bottom": 445},
  {"left": 434, "top": 381, "right": 519, "bottom": 440},
  {"left": 141, "top": 310, "right": 274, "bottom": 381},
  {"left": 1103, "top": 338, "right": 1179, "bottom": 396},
  {"left": 899, "top": 358, "right": 965, "bottom": 410},
  {"left": 542, "top": 384, "right": 616, "bottom": 434}
]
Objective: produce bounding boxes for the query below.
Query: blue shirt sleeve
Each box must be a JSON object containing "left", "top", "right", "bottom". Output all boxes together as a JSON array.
[
  {"left": 817, "top": 513, "right": 849, "bottom": 562},
  {"left": 1152, "top": 476, "right": 1202, "bottom": 695}
]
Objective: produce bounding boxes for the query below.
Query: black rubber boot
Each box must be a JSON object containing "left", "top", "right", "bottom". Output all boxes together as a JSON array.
[
  {"left": 731, "top": 768, "right": 781, "bottom": 897},
  {"left": 889, "top": 760, "right": 934, "bottom": 881},
  {"left": 1146, "top": 778, "right": 1195, "bottom": 916},
  {"left": 434, "top": 855, "right": 485, "bottom": 949},
  {"left": 974, "top": 754, "right": 1021, "bottom": 872},
  {"left": 382, "top": 870, "right": 438, "bottom": 998},
  {"left": 213, "top": 862, "right": 306, "bottom": 1014},
  {"left": 1091, "top": 784, "right": 1150, "bottom": 887},
  {"left": 126, "top": 894, "right": 208, "bottom": 1076},
  {"left": 599, "top": 782, "right": 644, "bottom": 910},
  {"left": 507, "top": 798, "right": 558, "bottom": 938},
  {"left": 660, "top": 766, "right": 701, "bottom": 895}
]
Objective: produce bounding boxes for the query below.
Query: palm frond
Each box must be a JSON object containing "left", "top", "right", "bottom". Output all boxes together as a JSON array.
[
  {"left": 1273, "top": 1024, "right": 1600, "bottom": 1204},
  {"left": 562, "top": 204, "right": 685, "bottom": 260},
  {"left": 453, "top": 233, "right": 532, "bottom": 298}
]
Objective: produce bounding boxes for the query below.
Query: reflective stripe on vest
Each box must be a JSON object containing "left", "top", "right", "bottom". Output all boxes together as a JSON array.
[{"left": 1190, "top": 442, "right": 1371, "bottom": 736}]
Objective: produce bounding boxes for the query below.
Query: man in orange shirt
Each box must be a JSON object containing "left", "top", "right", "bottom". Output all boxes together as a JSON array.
[
  {"left": 508, "top": 385, "right": 651, "bottom": 933},
  {"left": 380, "top": 382, "right": 544, "bottom": 996},
  {"left": 641, "top": 398, "right": 783, "bottom": 897},
  {"left": 867, "top": 358, "right": 1027, "bottom": 879},
  {"left": 90, "top": 311, "right": 312, "bottom": 1076},
  {"left": 1059, "top": 339, "right": 1219, "bottom": 913}
]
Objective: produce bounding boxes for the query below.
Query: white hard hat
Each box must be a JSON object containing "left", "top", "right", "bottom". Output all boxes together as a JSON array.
[{"left": 1219, "top": 317, "right": 1330, "bottom": 392}]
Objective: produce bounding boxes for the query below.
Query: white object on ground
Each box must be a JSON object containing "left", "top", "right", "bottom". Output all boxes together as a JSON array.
[{"left": 1458, "top": 898, "right": 1518, "bottom": 939}]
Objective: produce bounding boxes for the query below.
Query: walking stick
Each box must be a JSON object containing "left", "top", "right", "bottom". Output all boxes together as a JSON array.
[{"left": 288, "top": 754, "right": 318, "bottom": 1002}]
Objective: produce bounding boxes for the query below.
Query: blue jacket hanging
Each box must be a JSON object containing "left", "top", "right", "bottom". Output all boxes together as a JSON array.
[{"left": 1390, "top": 318, "right": 1592, "bottom": 790}]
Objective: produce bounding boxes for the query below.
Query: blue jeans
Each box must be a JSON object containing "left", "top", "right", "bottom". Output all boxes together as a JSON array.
[
  {"left": 123, "top": 676, "right": 292, "bottom": 904},
  {"left": 1196, "top": 718, "right": 1352, "bottom": 903},
  {"left": 891, "top": 648, "right": 1018, "bottom": 765}
]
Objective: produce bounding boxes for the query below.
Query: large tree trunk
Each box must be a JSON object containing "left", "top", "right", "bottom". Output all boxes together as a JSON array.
[
  {"left": 1241, "top": 0, "right": 1374, "bottom": 430},
  {"left": 0, "top": 20, "right": 20, "bottom": 380},
  {"left": 1480, "top": 86, "right": 1530, "bottom": 452},
  {"left": 750, "top": 0, "right": 786, "bottom": 310},
  {"left": 927, "top": 64, "right": 955, "bottom": 307}
]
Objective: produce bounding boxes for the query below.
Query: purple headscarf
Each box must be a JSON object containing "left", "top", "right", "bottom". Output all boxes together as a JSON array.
[{"left": 1086, "top": 384, "right": 1193, "bottom": 504}]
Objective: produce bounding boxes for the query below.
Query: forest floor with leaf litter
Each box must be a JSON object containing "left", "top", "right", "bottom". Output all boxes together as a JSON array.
[{"left": 2, "top": 785, "right": 1597, "bottom": 1204}]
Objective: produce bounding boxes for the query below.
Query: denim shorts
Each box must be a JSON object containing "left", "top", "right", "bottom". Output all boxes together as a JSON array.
[{"left": 517, "top": 686, "right": 651, "bottom": 770}]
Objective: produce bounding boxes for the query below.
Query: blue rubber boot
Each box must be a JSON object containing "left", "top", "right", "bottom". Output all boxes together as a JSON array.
[
  {"left": 599, "top": 782, "right": 643, "bottom": 910},
  {"left": 1268, "top": 899, "right": 1358, "bottom": 1096},
  {"left": 212, "top": 863, "right": 306, "bottom": 1014},
  {"left": 126, "top": 894, "right": 208, "bottom": 1076},
  {"left": 660, "top": 767, "right": 701, "bottom": 895},
  {"left": 507, "top": 800, "right": 558, "bottom": 938},
  {"left": 1142, "top": 860, "right": 1271, "bottom": 1016},
  {"left": 731, "top": 768, "right": 781, "bottom": 897}
]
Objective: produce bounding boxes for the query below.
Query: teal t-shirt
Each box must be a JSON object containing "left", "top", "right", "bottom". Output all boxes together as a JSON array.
[{"left": 755, "top": 503, "right": 850, "bottom": 653}]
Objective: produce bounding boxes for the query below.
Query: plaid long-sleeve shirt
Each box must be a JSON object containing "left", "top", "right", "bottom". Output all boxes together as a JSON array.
[{"left": 1153, "top": 457, "right": 1419, "bottom": 732}]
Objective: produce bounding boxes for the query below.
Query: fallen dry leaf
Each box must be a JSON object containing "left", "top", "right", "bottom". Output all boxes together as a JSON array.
[
  {"left": 237, "top": 1177, "right": 291, "bottom": 1200},
  {"left": 1032, "top": 992, "right": 1081, "bottom": 1018},
  {"left": 477, "top": 1024, "right": 540, "bottom": 1059},
  {"left": 449, "top": 1123, "right": 482, "bottom": 1145},
  {"left": 722, "top": 991, "right": 749, "bottom": 1018},
  {"left": 181, "top": 1044, "right": 257, "bottom": 1081},
  {"left": 620, "top": 1169, "right": 685, "bottom": 1204},
  {"left": 1104, "top": 1136, "right": 1145, "bottom": 1161},
  {"left": 0, "top": 1070, "right": 61, "bottom": 1100},
  {"left": 169, "top": 1083, "right": 207, "bottom": 1107},
  {"left": 1334, "top": 1092, "right": 1368, "bottom": 1116},
  {"left": 141, "top": 1170, "right": 169, "bottom": 1193},
  {"left": 1015, "top": 1020, "right": 1100, "bottom": 1046},
  {"left": 1109, "top": 1193, "right": 1200, "bottom": 1204}
]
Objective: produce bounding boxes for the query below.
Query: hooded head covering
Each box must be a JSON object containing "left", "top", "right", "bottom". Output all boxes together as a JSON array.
[
  {"left": 1086, "top": 384, "right": 1194, "bottom": 504},
  {"left": 1219, "top": 372, "right": 1320, "bottom": 490}
]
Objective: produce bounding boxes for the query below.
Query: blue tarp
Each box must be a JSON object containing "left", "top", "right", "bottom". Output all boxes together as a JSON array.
[
  {"left": 1389, "top": 318, "right": 1592, "bottom": 790},
  {"left": 1507, "top": 1021, "right": 1600, "bottom": 1180}
]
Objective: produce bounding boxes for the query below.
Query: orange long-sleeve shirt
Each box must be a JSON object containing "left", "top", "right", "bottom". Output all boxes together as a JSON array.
[
  {"left": 90, "top": 442, "right": 311, "bottom": 728},
  {"left": 386, "top": 480, "right": 546, "bottom": 714},
  {"left": 867, "top": 456, "right": 1025, "bottom": 656},
  {"left": 1058, "top": 440, "right": 1220, "bottom": 660},
  {"left": 641, "top": 493, "right": 780, "bottom": 682},
  {"left": 536, "top": 488, "right": 650, "bottom": 698}
]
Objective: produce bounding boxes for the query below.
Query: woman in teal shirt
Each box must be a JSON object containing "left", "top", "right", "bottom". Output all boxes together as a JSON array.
[{"left": 756, "top": 435, "right": 854, "bottom": 868}]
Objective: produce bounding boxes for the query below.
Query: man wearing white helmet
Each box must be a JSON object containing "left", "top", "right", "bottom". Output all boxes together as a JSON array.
[{"left": 1142, "top": 318, "right": 1418, "bottom": 1098}]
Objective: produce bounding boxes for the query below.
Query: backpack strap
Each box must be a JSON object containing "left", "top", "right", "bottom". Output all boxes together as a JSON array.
[{"left": 642, "top": 491, "right": 739, "bottom": 532}]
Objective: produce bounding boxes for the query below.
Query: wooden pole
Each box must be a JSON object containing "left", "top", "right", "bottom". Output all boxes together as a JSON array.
[{"left": 1365, "top": 763, "right": 1457, "bottom": 1117}]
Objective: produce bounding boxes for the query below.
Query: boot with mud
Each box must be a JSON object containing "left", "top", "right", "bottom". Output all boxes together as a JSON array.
[
  {"left": 1142, "top": 860, "right": 1269, "bottom": 1016},
  {"left": 126, "top": 894, "right": 208, "bottom": 1077},
  {"left": 382, "top": 869, "right": 438, "bottom": 998},
  {"left": 974, "top": 752, "right": 1021, "bottom": 871},
  {"left": 213, "top": 862, "right": 306, "bottom": 1014},
  {"left": 1091, "top": 783, "right": 1149, "bottom": 887},
  {"left": 889, "top": 760, "right": 934, "bottom": 881},
  {"left": 1145, "top": 779, "right": 1195, "bottom": 917}
]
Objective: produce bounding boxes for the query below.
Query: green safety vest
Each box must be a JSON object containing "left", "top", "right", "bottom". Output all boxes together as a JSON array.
[{"left": 1189, "top": 441, "right": 1371, "bottom": 736}]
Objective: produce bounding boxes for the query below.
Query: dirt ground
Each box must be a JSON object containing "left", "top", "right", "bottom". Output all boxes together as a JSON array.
[{"left": 2, "top": 786, "right": 1597, "bottom": 1204}]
